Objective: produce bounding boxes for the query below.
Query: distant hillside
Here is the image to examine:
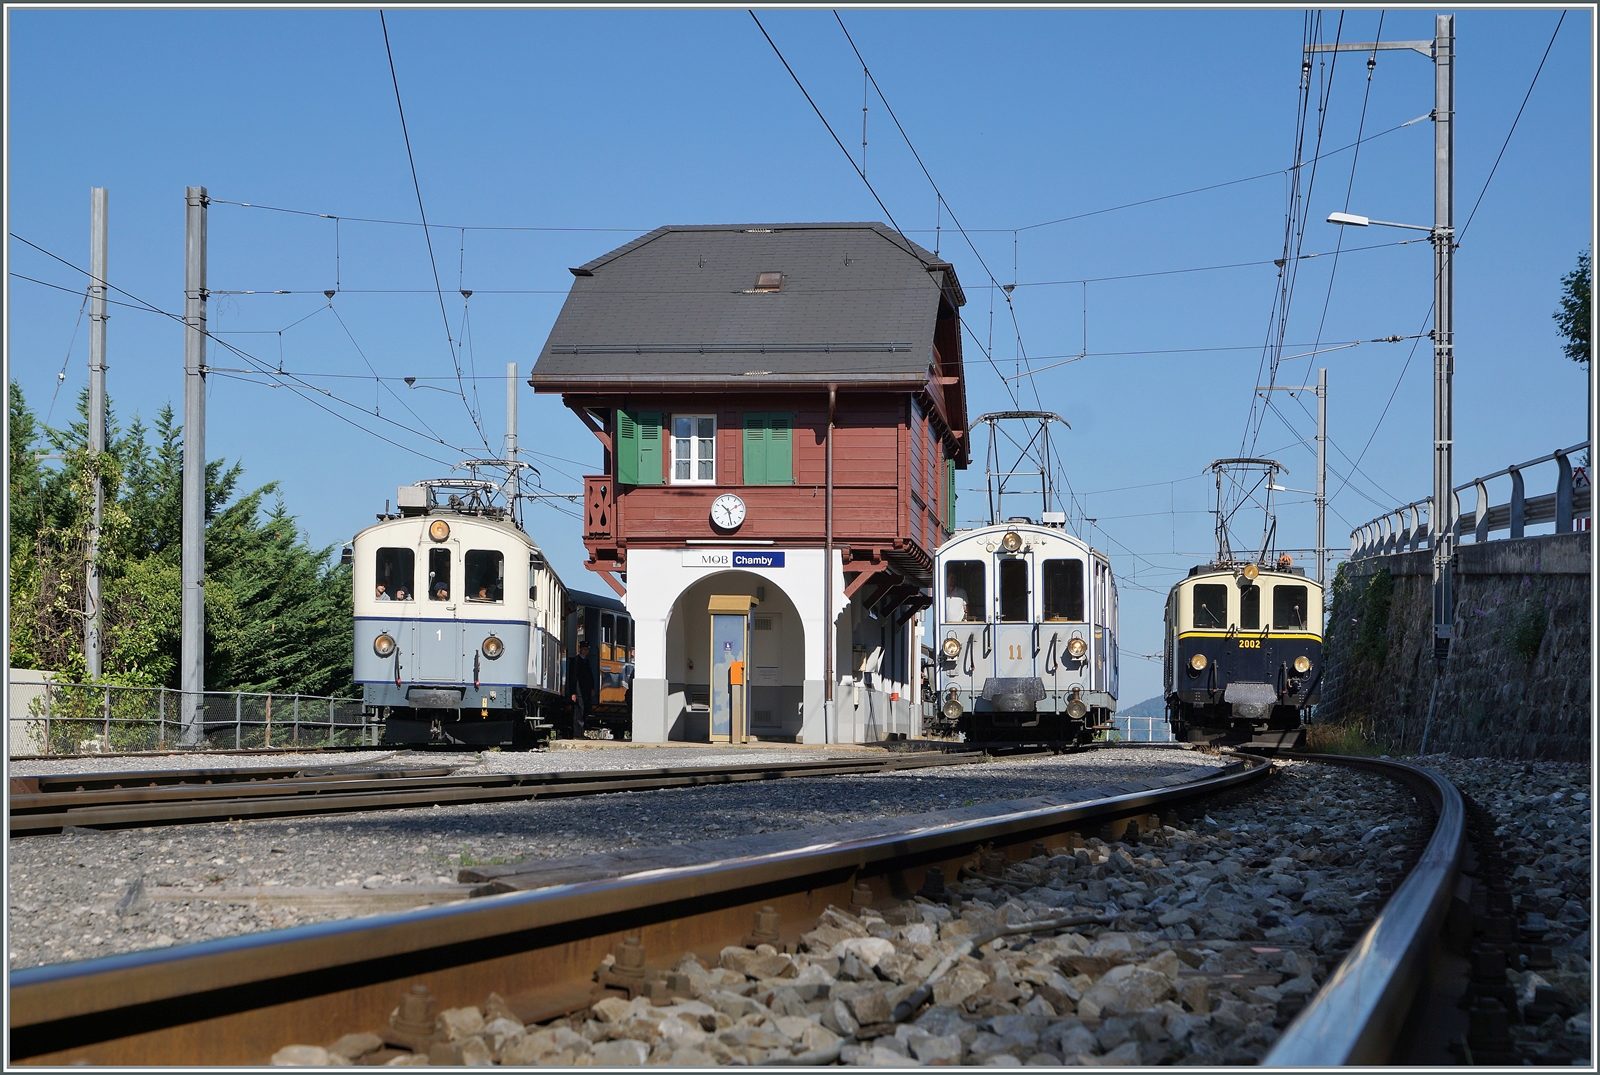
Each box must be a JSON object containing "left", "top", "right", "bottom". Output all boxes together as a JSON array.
[{"left": 1117, "top": 695, "right": 1166, "bottom": 718}]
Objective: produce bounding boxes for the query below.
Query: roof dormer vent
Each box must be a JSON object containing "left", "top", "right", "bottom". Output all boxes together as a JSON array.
[{"left": 754, "top": 272, "right": 784, "bottom": 292}]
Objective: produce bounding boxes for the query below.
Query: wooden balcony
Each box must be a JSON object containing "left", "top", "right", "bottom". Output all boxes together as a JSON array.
[{"left": 584, "top": 475, "right": 615, "bottom": 544}]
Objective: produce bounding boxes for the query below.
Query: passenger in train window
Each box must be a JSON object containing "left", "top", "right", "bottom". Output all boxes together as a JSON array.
[
  {"left": 376, "top": 585, "right": 391, "bottom": 601},
  {"left": 944, "top": 561, "right": 985, "bottom": 621},
  {"left": 395, "top": 589, "right": 409, "bottom": 601}
]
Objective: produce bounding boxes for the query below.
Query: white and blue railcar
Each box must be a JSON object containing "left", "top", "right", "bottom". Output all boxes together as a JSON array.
[
  {"left": 931, "top": 520, "right": 1119, "bottom": 744},
  {"left": 351, "top": 481, "right": 567, "bottom": 747}
]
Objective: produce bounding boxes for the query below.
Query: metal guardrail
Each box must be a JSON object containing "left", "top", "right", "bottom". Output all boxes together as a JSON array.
[
  {"left": 7, "top": 681, "right": 374, "bottom": 756},
  {"left": 1350, "top": 440, "right": 1589, "bottom": 559},
  {"left": 1110, "top": 715, "right": 1176, "bottom": 742},
  {"left": 1264, "top": 754, "right": 1466, "bottom": 1065}
]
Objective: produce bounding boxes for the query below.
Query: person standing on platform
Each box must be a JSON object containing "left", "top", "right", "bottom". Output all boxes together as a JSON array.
[{"left": 567, "top": 640, "right": 594, "bottom": 739}]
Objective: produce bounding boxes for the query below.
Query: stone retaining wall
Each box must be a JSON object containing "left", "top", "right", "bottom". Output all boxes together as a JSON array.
[{"left": 1318, "top": 533, "right": 1590, "bottom": 760}]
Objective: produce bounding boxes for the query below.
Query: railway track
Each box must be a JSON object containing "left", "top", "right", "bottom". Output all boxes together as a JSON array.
[
  {"left": 7, "top": 751, "right": 1473, "bottom": 1066},
  {"left": 7, "top": 751, "right": 1000, "bottom": 837}
]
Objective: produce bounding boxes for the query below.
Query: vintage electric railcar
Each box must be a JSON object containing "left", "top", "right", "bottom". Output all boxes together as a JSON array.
[
  {"left": 563, "top": 588, "right": 636, "bottom": 738},
  {"left": 1163, "top": 562, "right": 1323, "bottom": 739},
  {"left": 353, "top": 480, "right": 569, "bottom": 747},
  {"left": 931, "top": 520, "right": 1119, "bottom": 744}
]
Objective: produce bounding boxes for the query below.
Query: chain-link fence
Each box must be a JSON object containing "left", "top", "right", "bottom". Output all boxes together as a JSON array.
[{"left": 8, "top": 680, "right": 377, "bottom": 756}]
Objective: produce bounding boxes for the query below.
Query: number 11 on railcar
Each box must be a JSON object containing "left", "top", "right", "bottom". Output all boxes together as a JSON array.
[{"left": 931, "top": 520, "right": 1119, "bottom": 745}]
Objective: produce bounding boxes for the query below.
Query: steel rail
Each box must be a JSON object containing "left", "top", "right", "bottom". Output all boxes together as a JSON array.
[
  {"left": 1263, "top": 753, "right": 1466, "bottom": 1066},
  {"left": 8, "top": 752, "right": 992, "bottom": 836},
  {"left": 8, "top": 755, "right": 1266, "bottom": 1064}
]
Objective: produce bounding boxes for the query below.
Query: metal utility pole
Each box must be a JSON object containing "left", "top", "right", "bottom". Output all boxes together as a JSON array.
[
  {"left": 1307, "top": 13, "right": 1454, "bottom": 664},
  {"left": 1256, "top": 369, "right": 1328, "bottom": 588},
  {"left": 86, "top": 187, "right": 108, "bottom": 681},
  {"left": 181, "top": 187, "right": 208, "bottom": 745},
  {"left": 1430, "top": 13, "right": 1456, "bottom": 666}
]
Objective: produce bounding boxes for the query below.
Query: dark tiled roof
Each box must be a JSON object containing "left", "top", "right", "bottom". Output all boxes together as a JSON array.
[{"left": 528, "top": 223, "right": 964, "bottom": 390}]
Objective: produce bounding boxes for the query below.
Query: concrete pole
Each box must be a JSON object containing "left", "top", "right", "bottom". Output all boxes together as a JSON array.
[
  {"left": 181, "top": 187, "right": 209, "bottom": 744},
  {"left": 824, "top": 385, "right": 836, "bottom": 738},
  {"left": 86, "top": 187, "right": 108, "bottom": 681},
  {"left": 1315, "top": 367, "right": 1327, "bottom": 589},
  {"left": 1431, "top": 14, "right": 1455, "bottom": 666}
]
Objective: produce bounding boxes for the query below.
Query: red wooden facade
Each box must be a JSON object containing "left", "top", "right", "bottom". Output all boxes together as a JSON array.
[{"left": 574, "top": 389, "right": 963, "bottom": 604}]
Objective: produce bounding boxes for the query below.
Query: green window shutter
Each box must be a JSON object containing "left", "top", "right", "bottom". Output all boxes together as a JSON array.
[
  {"left": 635, "top": 410, "right": 663, "bottom": 485},
  {"left": 617, "top": 410, "right": 662, "bottom": 485},
  {"left": 743, "top": 413, "right": 769, "bottom": 485},
  {"left": 767, "top": 413, "right": 794, "bottom": 484},
  {"left": 616, "top": 409, "right": 639, "bottom": 485}
]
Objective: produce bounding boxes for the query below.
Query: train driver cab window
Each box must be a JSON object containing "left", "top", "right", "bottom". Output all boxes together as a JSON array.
[
  {"left": 427, "top": 548, "right": 451, "bottom": 602},
  {"left": 999, "top": 559, "right": 1030, "bottom": 622},
  {"left": 600, "top": 613, "right": 616, "bottom": 661},
  {"left": 464, "top": 550, "right": 503, "bottom": 602},
  {"left": 1273, "top": 585, "right": 1309, "bottom": 630},
  {"left": 1041, "top": 559, "right": 1085, "bottom": 621},
  {"left": 672, "top": 415, "right": 716, "bottom": 484},
  {"left": 1192, "top": 584, "right": 1228, "bottom": 629},
  {"left": 944, "top": 561, "right": 986, "bottom": 622},
  {"left": 375, "top": 548, "right": 414, "bottom": 601},
  {"left": 1240, "top": 585, "right": 1261, "bottom": 630}
]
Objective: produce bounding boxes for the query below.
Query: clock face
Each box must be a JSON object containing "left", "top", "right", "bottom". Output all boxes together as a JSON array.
[{"left": 711, "top": 493, "right": 746, "bottom": 530}]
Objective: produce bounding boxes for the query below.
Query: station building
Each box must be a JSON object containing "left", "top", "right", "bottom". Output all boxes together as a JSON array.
[{"left": 530, "top": 223, "right": 969, "bottom": 744}]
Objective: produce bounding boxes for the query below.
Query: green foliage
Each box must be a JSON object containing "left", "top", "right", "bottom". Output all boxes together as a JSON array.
[
  {"left": 7, "top": 382, "right": 353, "bottom": 694},
  {"left": 1508, "top": 602, "right": 1548, "bottom": 663},
  {"left": 1555, "top": 249, "right": 1591, "bottom": 367},
  {"left": 1353, "top": 567, "right": 1395, "bottom": 666}
]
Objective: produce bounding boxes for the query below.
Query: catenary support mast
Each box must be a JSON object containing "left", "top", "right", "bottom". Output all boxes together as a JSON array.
[
  {"left": 86, "top": 188, "right": 108, "bottom": 681},
  {"left": 181, "top": 187, "right": 208, "bottom": 745}
]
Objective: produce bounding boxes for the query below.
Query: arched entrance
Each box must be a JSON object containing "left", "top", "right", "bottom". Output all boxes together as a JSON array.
[{"left": 664, "top": 570, "right": 806, "bottom": 741}]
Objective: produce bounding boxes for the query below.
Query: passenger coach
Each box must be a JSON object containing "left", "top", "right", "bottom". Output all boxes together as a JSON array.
[
  {"left": 932, "top": 519, "right": 1119, "bottom": 744},
  {"left": 352, "top": 480, "right": 567, "bottom": 746}
]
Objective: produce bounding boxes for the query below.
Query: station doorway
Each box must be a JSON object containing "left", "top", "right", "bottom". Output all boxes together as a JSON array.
[{"left": 665, "top": 571, "right": 805, "bottom": 741}]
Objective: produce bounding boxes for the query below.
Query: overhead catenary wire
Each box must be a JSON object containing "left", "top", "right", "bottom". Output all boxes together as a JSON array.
[
  {"left": 833, "top": 11, "right": 1042, "bottom": 409},
  {"left": 10, "top": 232, "right": 486, "bottom": 469},
  {"left": 748, "top": 9, "right": 1022, "bottom": 409},
  {"left": 378, "top": 9, "right": 490, "bottom": 454}
]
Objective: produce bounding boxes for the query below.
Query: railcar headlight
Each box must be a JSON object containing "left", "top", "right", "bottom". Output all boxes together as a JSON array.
[
  {"left": 428, "top": 519, "right": 451, "bottom": 542},
  {"left": 1000, "top": 531, "right": 1023, "bottom": 553},
  {"left": 941, "top": 696, "right": 964, "bottom": 721},
  {"left": 482, "top": 635, "right": 504, "bottom": 660},
  {"left": 373, "top": 633, "right": 397, "bottom": 658},
  {"left": 1189, "top": 653, "right": 1208, "bottom": 672},
  {"left": 1066, "top": 697, "right": 1089, "bottom": 720},
  {"left": 1066, "top": 636, "right": 1088, "bottom": 659},
  {"left": 1240, "top": 563, "right": 1259, "bottom": 582},
  {"left": 1293, "top": 655, "right": 1312, "bottom": 674},
  {"left": 942, "top": 636, "right": 963, "bottom": 659}
]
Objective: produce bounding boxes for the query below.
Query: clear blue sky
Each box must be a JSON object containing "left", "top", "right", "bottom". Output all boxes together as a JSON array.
[{"left": 8, "top": 8, "right": 1592, "bottom": 705}]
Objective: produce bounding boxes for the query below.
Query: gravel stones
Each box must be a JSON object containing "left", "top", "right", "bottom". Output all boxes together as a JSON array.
[
  {"left": 263, "top": 756, "right": 1426, "bottom": 1065},
  {"left": 8, "top": 746, "right": 1216, "bottom": 971},
  {"left": 1410, "top": 754, "right": 1590, "bottom": 1066}
]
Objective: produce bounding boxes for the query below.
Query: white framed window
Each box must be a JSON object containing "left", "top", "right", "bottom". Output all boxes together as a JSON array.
[{"left": 672, "top": 414, "right": 717, "bottom": 483}]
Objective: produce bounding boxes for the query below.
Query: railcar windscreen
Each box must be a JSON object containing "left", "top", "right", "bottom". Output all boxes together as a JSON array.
[
  {"left": 1041, "top": 559, "right": 1084, "bottom": 621},
  {"left": 1192, "top": 584, "right": 1228, "bottom": 629},
  {"left": 375, "top": 548, "right": 414, "bottom": 601},
  {"left": 1273, "top": 585, "right": 1309, "bottom": 630},
  {"left": 999, "top": 559, "right": 1029, "bottom": 622},
  {"left": 1240, "top": 585, "right": 1261, "bottom": 630},
  {"left": 428, "top": 548, "right": 451, "bottom": 601},
  {"left": 465, "top": 550, "right": 504, "bottom": 602},
  {"left": 944, "top": 560, "right": 986, "bottom": 622}
]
